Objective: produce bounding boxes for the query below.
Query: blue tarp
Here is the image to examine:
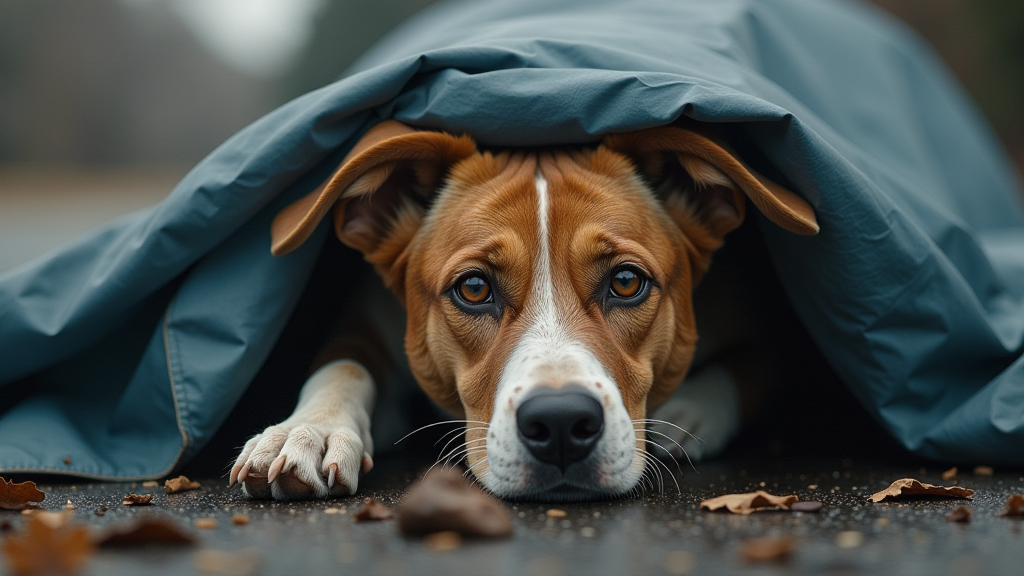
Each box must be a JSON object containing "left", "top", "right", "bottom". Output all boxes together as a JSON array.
[{"left": 1, "top": 0, "right": 1022, "bottom": 479}]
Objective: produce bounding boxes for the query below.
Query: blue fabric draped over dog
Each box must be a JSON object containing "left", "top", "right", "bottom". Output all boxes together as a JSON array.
[{"left": 2, "top": 0, "right": 1023, "bottom": 479}]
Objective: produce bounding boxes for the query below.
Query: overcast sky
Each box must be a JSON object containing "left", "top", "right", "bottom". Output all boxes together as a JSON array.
[{"left": 119, "top": 0, "right": 326, "bottom": 78}]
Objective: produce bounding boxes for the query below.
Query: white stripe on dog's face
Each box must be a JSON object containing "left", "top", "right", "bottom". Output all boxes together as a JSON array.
[{"left": 480, "top": 172, "right": 643, "bottom": 499}]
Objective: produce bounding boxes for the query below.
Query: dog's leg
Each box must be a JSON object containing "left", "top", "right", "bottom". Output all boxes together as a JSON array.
[
  {"left": 648, "top": 364, "right": 741, "bottom": 464},
  {"left": 229, "top": 359, "right": 374, "bottom": 500}
]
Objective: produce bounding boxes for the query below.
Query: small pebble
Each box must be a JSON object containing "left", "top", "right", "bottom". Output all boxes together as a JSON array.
[
  {"left": 64, "top": 499, "right": 76, "bottom": 510},
  {"left": 546, "top": 509, "right": 567, "bottom": 518},
  {"left": 580, "top": 527, "right": 596, "bottom": 538},
  {"left": 790, "top": 501, "right": 822, "bottom": 513},
  {"left": 142, "top": 480, "right": 159, "bottom": 488},
  {"left": 974, "top": 466, "right": 994, "bottom": 476},
  {"left": 194, "top": 518, "right": 219, "bottom": 530},
  {"left": 835, "top": 531, "right": 864, "bottom": 549},
  {"left": 231, "top": 514, "right": 249, "bottom": 525},
  {"left": 94, "top": 506, "right": 108, "bottom": 517},
  {"left": 324, "top": 508, "right": 341, "bottom": 514},
  {"left": 946, "top": 506, "right": 972, "bottom": 523}
]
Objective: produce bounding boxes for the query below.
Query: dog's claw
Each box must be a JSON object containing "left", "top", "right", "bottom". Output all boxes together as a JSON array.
[
  {"left": 268, "top": 454, "right": 287, "bottom": 483},
  {"left": 238, "top": 461, "right": 251, "bottom": 484},
  {"left": 326, "top": 464, "right": 338, "bottom": 490},
  {"left": 229, "top": 462, "right": 242, "bottom": 487},
  {"left": 361, "top": 453, "right": 374, "bottom": 474}
]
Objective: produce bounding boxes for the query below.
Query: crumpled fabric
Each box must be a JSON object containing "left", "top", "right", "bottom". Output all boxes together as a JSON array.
[{"left": 1, "top": 0, "right": 1022, "bottom": 478}]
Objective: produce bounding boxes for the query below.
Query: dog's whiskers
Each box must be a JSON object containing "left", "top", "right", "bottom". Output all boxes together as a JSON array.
[
  {"left": 634, "top": 449, "right": 665, "bottom": 494},
  {"left": 395, "top": 420, "right": 490, "bottom": 445},
  {"left": 634, "top": 428, "right": 693, "bottom": 476}
]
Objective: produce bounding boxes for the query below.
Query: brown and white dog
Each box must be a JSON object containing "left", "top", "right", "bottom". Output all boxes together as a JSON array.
[{"left": 228, "top": 120, "right": 818, "bottom": 501}]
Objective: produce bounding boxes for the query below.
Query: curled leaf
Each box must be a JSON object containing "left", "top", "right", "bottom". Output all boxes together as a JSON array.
[
  {"left": 163, "top": 476, "right": 201, "bottom": 494},
  {"left": 700, "top": 491, "right": 798, "bottom": 514},
  {"left": 0, "top": 478, "right": 45, "bottom": 511},
  {"left": 868, "top": 479, "right": 973, "bottom": 503},
  {"left": 122, "top": 493, "right": 153, "bottom": 506},
  {"left": 2, "top": 515, "right": 94, "bottom": 576}
]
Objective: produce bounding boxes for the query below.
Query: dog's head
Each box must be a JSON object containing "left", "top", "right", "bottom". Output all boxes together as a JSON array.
[{"left": 272, "top": 121, "right": 817, "bottom": 499}]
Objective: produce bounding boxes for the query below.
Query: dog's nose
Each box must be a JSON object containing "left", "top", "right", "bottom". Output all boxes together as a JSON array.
[{"left": 516, "top": 386, "right": 604, "bottom": 470}]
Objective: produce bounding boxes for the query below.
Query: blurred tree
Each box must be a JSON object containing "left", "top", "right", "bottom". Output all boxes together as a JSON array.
[{"left": 280, "top": 0, "right": 438, "bottom": 101}]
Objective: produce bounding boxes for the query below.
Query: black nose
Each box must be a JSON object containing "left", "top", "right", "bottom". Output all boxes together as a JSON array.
[{"left": 516, "top": 386, "right": 604, "bottom": 470}]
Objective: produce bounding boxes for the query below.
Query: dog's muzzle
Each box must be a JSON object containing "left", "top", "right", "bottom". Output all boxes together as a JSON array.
[{"left": 515, "top": 385, "right": 604, "bottom": 470}]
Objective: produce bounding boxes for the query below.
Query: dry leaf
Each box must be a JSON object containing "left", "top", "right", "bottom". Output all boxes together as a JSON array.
[
  {"left": 0, "top": 478, "right": 45, "bottom": 511},
  {"left": 93, "top": 507, "right": 107, "bottom": 517},
  {"left": 2, "top": 515, "right": 94, "bottom": 576},
  {"left": 122, "top": 493, "right": 153, "bottom": 506},
  {"left": 946, "top": 506, "right": 972, "bottom": 522},
  {"left": 740, "top": 536, "right": 796, "bottom": 563},
  {"left": 396, "top": 468, "right": 513, "bottom": 538},
  {"left": 973, "top": 466, "right": 994, "bottom": 476},
  {"left": 95, "top": 518, "right": 196, "bottom": 547},
  {"left": 193, "top": 549, "right": 260, "bottom": 575},
  {"left": 163, "top": 476, "right": 201, "bottom": 494},
  {"left": 941, "top": 467, "right": 958, "bottom": 481},
  {"left": 353, "top": 498, "right": 393, "bottom": 522},
  {"left": 700, "top": 491, "right": 798, "bottom": 514},
  {"left": 995, "top": 494, "right": 1024, "bottom": 517},
  {"left": 868, "top": 479, "right": 973, "bottom": 503}
]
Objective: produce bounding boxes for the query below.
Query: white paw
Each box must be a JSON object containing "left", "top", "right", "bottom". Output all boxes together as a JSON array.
[
  {"left": 229, "top": 421, "right": 372, "bottom": 500},
  {"left": 647, "top": 365, "right": 740, "bottom": 464},
  {"left": 228, "top": 360, "right": 377, "bottom": 501}
]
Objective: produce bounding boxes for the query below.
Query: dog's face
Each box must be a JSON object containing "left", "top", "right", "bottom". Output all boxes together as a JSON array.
[{"left": 272, "top": 121, "right": 816, "bottom": 499}]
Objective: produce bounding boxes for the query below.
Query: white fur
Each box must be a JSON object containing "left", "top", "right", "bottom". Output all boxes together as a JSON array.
[
  {"left": 231, "top": 359, "right": 374, "bottom": 499},
  {"left": 480, "top": 172, "right": 643, "bottom": 498}
]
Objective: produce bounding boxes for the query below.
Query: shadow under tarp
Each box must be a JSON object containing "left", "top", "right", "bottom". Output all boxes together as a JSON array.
[{"left": 1, "top": 0, "right": 1023, "bottom": 479}]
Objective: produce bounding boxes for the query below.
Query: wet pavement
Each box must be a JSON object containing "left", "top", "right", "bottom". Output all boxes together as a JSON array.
[{"left": 4, "top": 447, "right": 1023, "bottom": 576}]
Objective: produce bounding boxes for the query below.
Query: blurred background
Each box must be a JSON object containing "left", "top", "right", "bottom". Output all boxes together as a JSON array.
[{"left": 0, "top": 0, "right": 1022, "bottom": 271}]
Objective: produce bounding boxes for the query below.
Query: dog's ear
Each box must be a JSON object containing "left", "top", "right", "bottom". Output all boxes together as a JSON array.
[
  {"left": 271, "top": 121, "right": 477, "bottom": 258},
  {"left": 603, "top": 124, "right": 817, "bottom": 278}
]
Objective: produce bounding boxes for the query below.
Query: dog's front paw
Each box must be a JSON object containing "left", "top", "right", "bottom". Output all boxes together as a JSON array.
[
  {"left": 647, "top": 365, "right": 740, "bottom": 464},
  {"left": 229, "top": 422, "right": 372, "bottom": 501}
]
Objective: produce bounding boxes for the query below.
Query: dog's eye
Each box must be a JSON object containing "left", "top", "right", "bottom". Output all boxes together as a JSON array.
[
  {"left": 609, "top": 266, "right": 646, "bottom": 300},
  {"left": 456, "top": 275, "right": 493, "bottom": 305}
]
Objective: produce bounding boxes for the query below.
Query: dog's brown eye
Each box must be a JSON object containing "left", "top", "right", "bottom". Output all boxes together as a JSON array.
[
  {"left": 610, "top": 267, "right": 643, "bottom": 299},
  {"left": 457, "top": 275, "right": 492, "bottom": 305}
]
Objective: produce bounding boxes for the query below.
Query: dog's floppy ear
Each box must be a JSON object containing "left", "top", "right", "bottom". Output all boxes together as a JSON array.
[
  {"left": 603, "top": 125, "right": 818, "bottom": 240},
  {"left": 271, "top": 121, "right": 477, "bottom": 257}
]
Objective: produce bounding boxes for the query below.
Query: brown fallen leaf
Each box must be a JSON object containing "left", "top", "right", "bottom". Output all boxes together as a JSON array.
[
  {"left": 94, "top": 518, "right": 196, "bottom": 547},
  {"left": 396, "top": 468, "right": 513, "bottom": 538},
  {"left": 941, "top": 467, "right": 958, "bottom": 481},
  {"left": 93, "top": 506, "right": 108, "bottom": 517},
  {"left": 700, "top": 491, "right": 798, "bottom": 514},
  {"left": 2, "top": 514, "right": 94, "bottom": 576},
  {"left": 353, "top": 498, "right": 393, "bottom": 522},
  {"left": 868, "top": 479, "right": 973, "bottom": 503},
  {"left": 122, "top": 493, "right": 153, "bottom": 506},
  {"left": 946, "top": 506, "right": 972, "bottom": 522},
  {"left": 0, "top": 477, "right": 45, "bottom": 511},
  {"left": 164, "top": 476, "right": 201, "bottom": 494},
  {"left": 740, "top": 536, "right": 797, "bottom": 563},
  {"left": 995, "top": 494, "right": 1024, "bottom": 517}
]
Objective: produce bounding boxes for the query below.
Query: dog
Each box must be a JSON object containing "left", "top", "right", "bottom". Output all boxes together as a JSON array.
[{"left": 227, "top": 119, "right": 817, "bottom": 501}]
